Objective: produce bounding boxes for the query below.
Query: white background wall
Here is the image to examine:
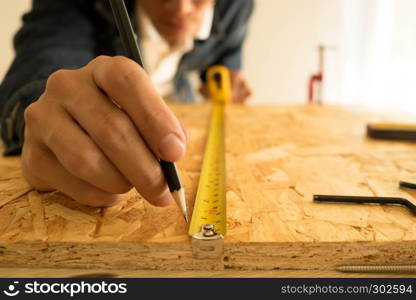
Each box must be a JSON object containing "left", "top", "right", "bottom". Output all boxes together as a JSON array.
[
  {"left": 244, "top": 0, "right": 343, "bottom": 104},
  {"left": 1, "top": 0, "right": 416, "bottom": 115},
  {"left": 0, "top": 0, "right": 31, "bottom": 81}
]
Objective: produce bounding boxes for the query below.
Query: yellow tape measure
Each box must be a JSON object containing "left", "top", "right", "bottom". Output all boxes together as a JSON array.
[{"left": 188, "top": 66, "right": 231, "bottom": 244}]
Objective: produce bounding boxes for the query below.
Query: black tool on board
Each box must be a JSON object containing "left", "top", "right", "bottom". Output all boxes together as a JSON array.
[{"left": 314, "top": 181, "right": 416, "bottom": 216}]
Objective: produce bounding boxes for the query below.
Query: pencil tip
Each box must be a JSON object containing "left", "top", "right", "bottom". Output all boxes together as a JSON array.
[{"left": 173, "top": 188, "right": 188, "bottom": 223}]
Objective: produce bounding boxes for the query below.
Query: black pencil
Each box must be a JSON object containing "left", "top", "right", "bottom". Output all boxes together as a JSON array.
[{"left": 108, "top": 0, "right": 188, "bottom": 222}]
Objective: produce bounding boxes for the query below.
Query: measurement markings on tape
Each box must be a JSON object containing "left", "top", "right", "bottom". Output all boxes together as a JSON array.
[{"left": 188, "top": 66, "right": 231, "bottom": 259}]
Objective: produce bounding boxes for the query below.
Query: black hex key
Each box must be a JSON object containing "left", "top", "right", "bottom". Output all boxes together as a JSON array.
[{"left": 313, "top": 194, "right": 416, "bottom": 215}]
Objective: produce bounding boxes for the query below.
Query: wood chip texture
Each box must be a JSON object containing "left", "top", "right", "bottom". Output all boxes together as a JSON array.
[{"left": 0, "top": 104, "right": 415, "bottom": 271}]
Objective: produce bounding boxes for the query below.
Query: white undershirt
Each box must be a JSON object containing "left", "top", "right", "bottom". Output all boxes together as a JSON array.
[{"left": 136, "top": 5, "right": 214, "bottom": 98}]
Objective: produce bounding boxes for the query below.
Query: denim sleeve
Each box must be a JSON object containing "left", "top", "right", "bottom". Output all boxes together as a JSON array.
[
  {"left": 213, "top": 0, "right": 255, "bottom": 72},
  {"left": 0, "top": 0, "right": 97, "bottom": 156},
  {"left": 215, "top": 0, "right": 254, "bottom": 71},
  {"left": 199, "top": 0, "right": 254, "bottom": 84}
]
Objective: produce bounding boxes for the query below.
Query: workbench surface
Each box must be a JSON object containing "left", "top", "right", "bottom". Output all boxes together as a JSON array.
[{"left": 1, "top": 104, "right": 416, "bottom": 275}]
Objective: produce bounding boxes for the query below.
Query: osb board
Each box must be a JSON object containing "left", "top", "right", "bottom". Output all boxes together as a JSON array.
[
  {"left": 2, "top": 267, "right": 416, "bottom": 278},
  {"left": 0, "top": 104, "right": 416, "bottom": 271}
]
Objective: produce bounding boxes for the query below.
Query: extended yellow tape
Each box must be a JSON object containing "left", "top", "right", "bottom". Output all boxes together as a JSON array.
[{"left": 188, "top": 66, "right": 231, "bottom": 236}]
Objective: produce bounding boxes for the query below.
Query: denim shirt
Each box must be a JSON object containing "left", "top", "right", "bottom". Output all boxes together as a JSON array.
[{"left": 0, "top": 0, "right": 254, "bottom": 156}]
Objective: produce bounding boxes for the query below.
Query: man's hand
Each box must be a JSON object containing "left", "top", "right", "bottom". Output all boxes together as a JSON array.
[
  {"left": 22, "top": 56, "right": 188, "bottom": 207},
  {"left": 199, "top": 70, "right": 252, "bottom": 103}
]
